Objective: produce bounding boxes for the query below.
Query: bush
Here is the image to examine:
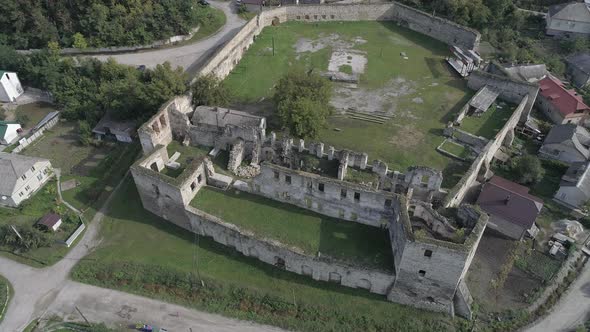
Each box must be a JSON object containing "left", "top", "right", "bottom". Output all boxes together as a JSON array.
[
  {"left": 512, "top": 155, "right": 544, "bottom": 184},
  {"left": 192, "top": 74, "right": 231, "bottom": 107}
]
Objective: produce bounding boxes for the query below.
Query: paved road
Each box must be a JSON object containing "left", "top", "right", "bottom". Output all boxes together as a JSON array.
[
  {"left": 525, "top": 262, "right": 590, "bottom": 332},
  {"left": 0, "top": 174, "right": 283, "bottom": 332},
  {"left": 91, "top": 0, "right": 246, "bottom": 75}
]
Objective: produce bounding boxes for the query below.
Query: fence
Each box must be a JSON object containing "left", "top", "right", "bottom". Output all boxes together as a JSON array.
[
  {"left": 11, "top": 112, "right": 60, "bottom": 153},
  {"left": 64, "top": 221, "right": 86, "bottom": 248}
]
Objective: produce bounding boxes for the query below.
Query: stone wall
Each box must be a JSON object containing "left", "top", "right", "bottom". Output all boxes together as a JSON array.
[
  {"left": 444, "top": 96, "right": 528, "bottom": 207},
  {"left": 197, "top": 2, "right": 480, "bottom": 81},
  {"left": 468, "top": 71, "right": 539, "bottom": 122},
  {"left": 138, "top": 96, "right": 192, "bottom": 154},
  {"left": 12, "top": 112, "right": 60, "bottom": 154},
  {"left": 249, "top": 162, "right": 395, "bottom": 227},
  {"left": 184, "top": 205, "right": 396, "bottom": 295}
]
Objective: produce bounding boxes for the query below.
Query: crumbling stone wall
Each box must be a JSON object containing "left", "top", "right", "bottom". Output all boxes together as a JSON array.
[
  {"left": 249, "top": 163, "right": 394, "bottom": 226},
  {"left": 228, "top": 139, "right": 245, "bottom": 172},
  {"left": 184, "top": 205, "right": 396, "bottom": 295},
  {"left": 138, "top": 96, "right": 192, "bottom": 154},
  {"left": 444, "top": 96, "right": 528, "bottom": 207}
]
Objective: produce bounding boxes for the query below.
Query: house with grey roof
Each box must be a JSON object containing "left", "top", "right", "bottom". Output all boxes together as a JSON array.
[
  {"left": 554, "top": 161, "right": 590, "bottom": 209},
  {"left": 539, "top": 124, "right": 590, "bottom": 164},
  {"left": 0, "top": 152, "right": 52, "bottom": 207},
  {"left": 567, "top": 53, "right": 590, "bottom": 87},
  {"left": 546, "top": 2, "right": 590, "bottom": 36}
]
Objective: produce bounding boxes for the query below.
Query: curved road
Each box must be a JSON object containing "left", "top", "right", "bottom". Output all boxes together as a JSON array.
[
  {"left": 525, "top": 262, "right": 590, "bottom": 332},
  {"left": 92, "top": 0, "right": 246, "bottom": 75},
  {"left": 0, "top": 175, "right": 282, "bottom": 332}
]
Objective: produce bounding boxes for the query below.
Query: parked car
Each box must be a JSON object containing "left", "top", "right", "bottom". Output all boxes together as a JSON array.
[
  {"left": 135, "top": 323, "right": 153, "bottom": 332},
  {"left": 198, "top": 0, "right": 210, "bottom": 5}
]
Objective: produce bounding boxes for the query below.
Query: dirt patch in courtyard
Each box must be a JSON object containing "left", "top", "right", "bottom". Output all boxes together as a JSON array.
[
  {"left": 294, "top": 33, "right": 366, "bottom": 56},
  {"left": 389, "top": 125, "right": 424, "bottom": 149},
  {"left": 331, "top": 77, "right": 416, "bottom": 116}
]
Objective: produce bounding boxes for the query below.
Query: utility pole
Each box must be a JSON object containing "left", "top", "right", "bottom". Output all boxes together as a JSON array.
[{"left": 75, "top": 306, "right": 91, "bottom": 326}]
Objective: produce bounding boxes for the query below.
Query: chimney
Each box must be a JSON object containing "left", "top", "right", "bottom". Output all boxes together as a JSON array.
[{"left": 504, "top": 195, "right": 511, "bottom": 205}]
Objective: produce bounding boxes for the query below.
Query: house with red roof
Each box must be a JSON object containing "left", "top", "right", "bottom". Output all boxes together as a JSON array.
[
  {"left": 476, "top": 176, "right": 544, "bottom": 240},
  {"left": 536, "top": 75, "right": 590, "bottom": 125}
]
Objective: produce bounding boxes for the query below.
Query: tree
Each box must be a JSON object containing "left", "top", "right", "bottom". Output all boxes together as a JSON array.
[
  {"left": 512, "top": 155, "right": 544, "bottom": 184},
  {"left": 274, "top": 69, "right": 332, "bottom": 138},
  {"left": 72, "top": 32, "right": 88, "bottom": 49},
  {"left": 192, "top": 74, "right": 231, "bottom": 107},
  {"left": 143, "top": 62, "right": 188, "bottom": 110}
]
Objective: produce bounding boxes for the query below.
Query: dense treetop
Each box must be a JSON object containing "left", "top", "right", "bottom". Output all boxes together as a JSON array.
[{"left": 0, "top": 0, "right": 207, "bottom": 49}]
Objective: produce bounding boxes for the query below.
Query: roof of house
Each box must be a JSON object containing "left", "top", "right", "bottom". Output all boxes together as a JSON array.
[
  {"left": 539, "top": 75, "right": 590, "bottom": 117},
  {"left": 191, "top": 106, "right": 265, "bottom": 129},
  {"left": 33, "top": 111, "right": 59, "bottom": 131},
  {"left": 560, "top": 161, "right": 590, "bottom": 201},
  {"left": 92, "top": 112, "right": 136, "bottom": 137},
  {"left": 543, "top": 124, "right": 590, "bottom": 159},
  {"left": 469, "top": 85, "right": 499, "bottom": 112},
  {"left": 567, "top": 53, "right": 590, "bottom": 75},
  {"left": 548, "top": 2, "right": 590, "bottom": 23},
  {"left": 476, "top": 176, "right": 544, "bottom": 230},
  {"left": 503, "top": 64, "right": 547, "bottom": 82},
  {"left": 0, "top": 121, "right": 20, "bottom": 139},
  {"left": 36, "top": 213, "right": 61, "bottom": 229},
  {"left": 0, "top": 152, "right": 48, "bottom": 196}
]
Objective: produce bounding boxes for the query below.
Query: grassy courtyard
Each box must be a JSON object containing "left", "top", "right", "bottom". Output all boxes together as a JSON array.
[
  {"left": 440, "top": 140, "right": 471, "bottom": 159},
  {"left": 223, "top": 21, "right": 472, "bottom": 187},
  {"left": 72, "top": 178, "right": 455, "bottom": 332},
  {"left": 192, "top": 187, "right": 393, "bottom": 269},
  {"left": 459, "top": 104, "right": 515, "bottom": 140}
]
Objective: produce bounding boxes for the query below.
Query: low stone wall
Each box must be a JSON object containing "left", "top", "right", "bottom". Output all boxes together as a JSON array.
[
  {"left": 197, "top": 2, "right": 480, "bottom": 81},
  {"left": 17, "top": 26, "right": 201, "bottom": 56},
  {"left": 12, "top": 113, "right": 60, "bottom": 154},
  {"left": 184, "top": 205, "right": 396, "bottom": 295}
]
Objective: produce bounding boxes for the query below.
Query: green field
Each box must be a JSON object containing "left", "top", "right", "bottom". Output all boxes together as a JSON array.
[
  {"left": 440, "top": 140, "right": 470, "bottom": 159},
  {"left": 166, "top": 141, "right": 231, "bottom": 177},
  {"left": 459, "top": 104, "right": 515, "bottom": 139},
  {"left": 192, "top": 187, "right": 392, "bottom": 269},
  {"left": 72, "top": 178, "right": 455, "bottom": 332},
  {"left": 223, "top": 21, "right": 471, "bottom": 187},
  {"left": 14, "top": 102, "right": 55, "bottom": 130}
]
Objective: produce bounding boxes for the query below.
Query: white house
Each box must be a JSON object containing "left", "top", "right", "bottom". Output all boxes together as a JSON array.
[
  {"left": 0, "top": 152, "right": 52, "bottom": 207},
  {"left": 555, "top": 161, "right": 590, "bottom": 209},
  {"left": 546, "top": 2, "right": 590, "bottom": 36},
  {"left": 0, "top": 71, "right": 24, "bottom": 102},
  {"left": 0, "top": 121, "right": 22, "bottom": 145}
]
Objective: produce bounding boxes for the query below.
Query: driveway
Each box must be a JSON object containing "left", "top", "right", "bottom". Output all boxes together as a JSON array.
[
  {"left": 0, "top": 174, "right": 283, "bottom": 332},
  {"left": 525, "top": 262, "right": 590, "bottom": 332},
  {"left": 91, "top": 0, "right": 246, "bottom": 75}
]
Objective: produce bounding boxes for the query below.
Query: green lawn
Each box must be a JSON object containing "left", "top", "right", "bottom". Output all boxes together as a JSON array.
[
  {"left": 223, "top": 21, "right": 471, "bottom": 188},
  {"left": 515, "top": 249, "right": 561, "bottom": 283},
  {"left": 440, "top": 140, "right": 470, "bottom": 159},
  {"left": 72, "top": 178, "right": 454, "bottom": 332},
  {"left": 459, "top": 104, "right": 515, "bottom": 140},
  {"left": 0, "top": 275, "right": 11, "bottom": 325},
  {"left": 14, "top": 102, "right": 55, "bottom": 130},
  {"left": 188, "top": 7, "right": 226, "bottom": 43},
  {"left": 192, "top": 186, "right": 392, "bottom": 269},
  {"left": 166, "top": 140, "right": 231, "bottom": 176}
]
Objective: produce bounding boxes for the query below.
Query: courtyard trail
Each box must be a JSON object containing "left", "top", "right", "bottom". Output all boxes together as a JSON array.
[
  {"left": 0, "top": 173, "right": 284, "bottom": 332},
  {"left": 90, "top": 0, "right": 246, "bottom": 75}
]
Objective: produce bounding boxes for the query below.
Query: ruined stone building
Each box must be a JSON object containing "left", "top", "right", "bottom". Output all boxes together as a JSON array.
[{"left": 131, "top": 96, "right": 487, "bottom": 318}]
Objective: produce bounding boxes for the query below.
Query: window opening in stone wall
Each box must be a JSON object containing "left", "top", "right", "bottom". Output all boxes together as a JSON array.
[
  {"left": 286, "top": 175, "right": 292, "bottom": 184},
  {"left": 274, "top": 171, "right": 280, "bottom": 180},
  {"left": 424, "top": 250, "right": 433, "bottom": 257},
  {"left": 274, "top": 257, "right": 286, "bottom": 269},
  {"left": 190, "top": 182, "right": 197, "bottom": 191},
  {"left": 314, "top": 15, "right": 317, "bottom": 19},
  {"left": 354, "top": 192, "right": 360, "bottom": 201},
  {"left": 418, "top": 270, "right": 426, "bottom": 277},
  {"left": 197, "top": 174, "right": 203, "bottom": 183},
  {"left": 159, "top": 115, "right": 166, "bottom": 127},
  {"left": 341, "top": 189, "right": 347, "bottom": 199},
  {"left": 150, "top": 162, "right": 158, "bottom": 172},
  {"left": 384, "top": 199, "right": 392, "bottom": 207},
  {"left": 152, "top": 184, "right": 160, "bottom": 196},
  {"left": 318, "top": 183, "right": 325, "bottom": 192},
  {"left": 331, "top": 15, "right": 335, "bottom": 19},
  {"left": 152, "top": 122, "right": 160, "bottom": 133},
  {"left": 305, "top": 15, "right": 310, "bottom": 20},
  {"left": 322, "top": 15, "right": 326, "bottom": 19},
  {"left": 426, "top": 296, "right": 435, "bottom": 303}
]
